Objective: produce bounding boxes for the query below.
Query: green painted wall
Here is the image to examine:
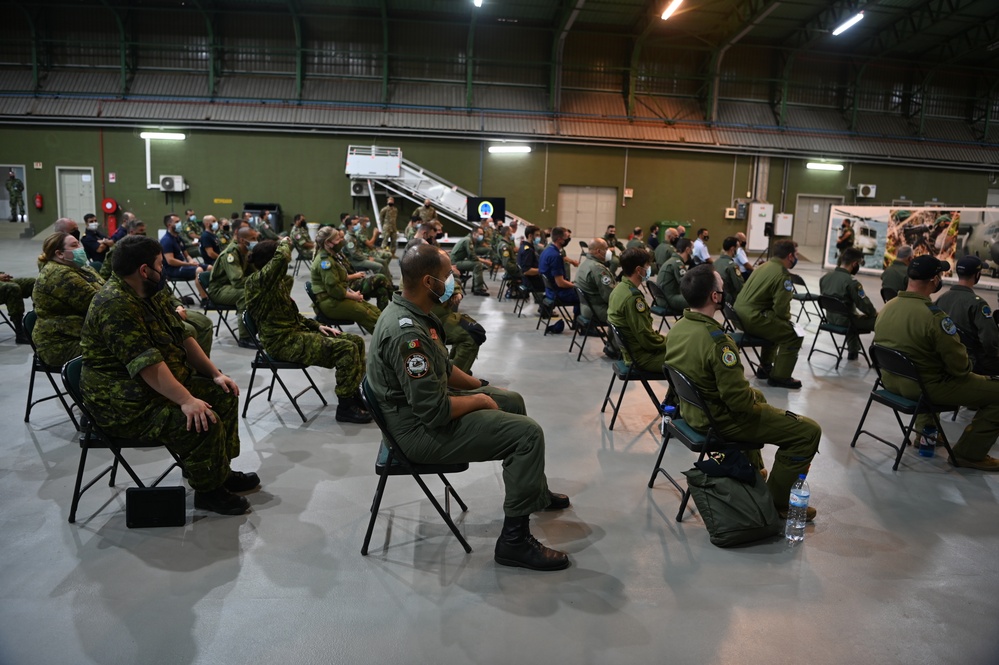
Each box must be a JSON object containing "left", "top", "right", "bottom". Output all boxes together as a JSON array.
[{"left": 1, "top": 126, "right": 991, "bottom": 241}]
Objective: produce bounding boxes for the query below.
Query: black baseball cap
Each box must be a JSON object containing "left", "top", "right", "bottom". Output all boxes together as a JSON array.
[
  {"left": 907, "top": 255, "right": 949, "bottom": 280},
  {"left": 955, "top": 255, "right": 983, "bottom": 277}
]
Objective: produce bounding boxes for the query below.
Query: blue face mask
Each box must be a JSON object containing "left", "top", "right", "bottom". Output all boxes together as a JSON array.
[
  {"left": 247, "top": 241, "right": 258, "bottom": 252},
  {"left": 645, "top": 265, "right": 652, "bottom": 279},
  {"left": 211, "top": 222, "right": 219, "bottom": 231},
  {"left": 430, "top": 273, "right": 455, "bottom": 304},
  {"left": 71, "top": 247, "right": 88, "bottom": 267},
  {"left": 189, "top": 215, "right": 196, "bottom": 222},
  {"left": 353, "top": 224, "right": 361, "bottom": 233}
]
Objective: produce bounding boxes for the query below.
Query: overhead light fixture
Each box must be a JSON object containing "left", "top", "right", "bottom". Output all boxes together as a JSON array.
[
  {"left": 661, "top": 0, "right": 684, "bottom": 21},
  {"left": 473, "top": 0, "right": 482, "bottom": 6},
  {"left": 806, "top": 162, "right": 844, "bottom": 171},
  {"left": 488, "top": 145, "right": 531, "bottom": 154},
  {"left": 832, "top": 11, "right": 864, "bottom": 36},
  {"left": 140, "top": 131, "right": 186, "bottom": 141}
]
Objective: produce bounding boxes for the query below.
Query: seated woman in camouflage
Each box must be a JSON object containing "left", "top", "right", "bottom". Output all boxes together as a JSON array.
[
  {"left": 310, "top": 227, "right": 382, "bottom": 333},
  {"left": 290, "top": 214, "right": 316, "bottom": 262},
  {"left": 33, "top": 231, "right": 105, "bottom": 367},
  {"left": 244, "top": 238, "right": 372, "bottom": 424}
]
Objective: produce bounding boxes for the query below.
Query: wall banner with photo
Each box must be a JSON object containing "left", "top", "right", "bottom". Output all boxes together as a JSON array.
[{"left": 824, "top": 205, "right": 999, "bottom": 285}]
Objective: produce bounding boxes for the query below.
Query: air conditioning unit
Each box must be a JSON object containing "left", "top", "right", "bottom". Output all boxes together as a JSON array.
[
  {"left": 350, "top": 181, "right": 366, "bottom": 197},
  {"left": 159, "top": 175, "right": 186, "bottom": 192},
  {"left": 857, "top": 183, "right": 877, "bottom": 199}
]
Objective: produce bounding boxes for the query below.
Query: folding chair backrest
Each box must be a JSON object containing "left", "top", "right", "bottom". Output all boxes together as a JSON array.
[
  {"left": 880, "top": 287, "right": 898, "bottom": 303},
  {"left": 574, "top": 285, "right": 592, "bottom": 312},
  {"left": 197, "top": 270, "right": 211, "bottom": 292},
  {"left": 609, "top": 323, "right": 641, "bottom": 365},
  {"left": 817, "top": 294, "right": 851, "bottom": 318},
  {"left": 304, "top": 281, "right": 319, "bottom": 305},
  {"left": 869, "top": 344, "right": 921, "bottom": 384},
  {"left": 360, "top": 377, "right": 415, "bottom": 467},
  {"left": 23, "top": 309, "right": 36, "bottom": 336},
  {"left": 61, "top": 356, "right": 86, "bottom": 413},
  {"left": 955, "top": 325, "right": 982, "bottom": 356},
  {"left": 644, "top": 279, "right": 669, "bottom": 309},
  {"left": 241, "top": 311, "right": 264, "bottom": 351},
  {"left": 722, "top": 302, "right": 744, "bottom": 331},
  {"left": 788, "top": 273, "right": 808, "bottom": 292},
  {"left": 541, "top": 273, "right": 557, "bottom": 293},
  {"left": 663, "top": 363, "right": 726, "bottom": 441}
]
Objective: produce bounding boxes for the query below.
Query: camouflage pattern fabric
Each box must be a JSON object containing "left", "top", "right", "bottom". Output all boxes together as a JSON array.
[
  {"left": 380, "top": 205, "right": 399, "bottom": 257},
  {"left": 310, "top": 249, "right": 382, "bottom": 333},
  {"left": 0, "top": 274, "right": 34, "bottom": 318},
  {"left": 331, "top": 249, "right": 392, "bottom": 310},
  {"left": 32, "top": 261, "right": 104, "bottom": 367},
  {"left": 208, "top": 242, "right": 250, "bottom": 338}
]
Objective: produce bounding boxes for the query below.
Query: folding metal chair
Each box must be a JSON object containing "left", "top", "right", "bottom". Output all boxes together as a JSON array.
[
  {"left": 848, "top": 344, "right": 956, "bottom": 470},
  {"left": 198, "top": 271, "right": 239, "bottom": 341},
  {"left": 721, "top": 303, "right": 772, "bottom": 375},
  {"left": 61, "top": 357, "right": 182, "bottom": 523},
  {"left": 648, "top": 363, "right": 765, "bottom": 521},
  {"left": 304, "top": 281, "right": 364, "bottom": 334},
  {"left": 292, "top": 248, "right": 312, "bottom": 278},
  {"left": 880, "top": 287, "right": 898, "bottom": 304},
  {"left": 23, "top": 311, "right": 80, "bottom": 429},
  {"left": 790, "top": 273, "right": 821, "bottom": 323},
  {"left": 537, "top": 274, "right": 575, "bottom": 335},
  {"left": 601, "top": 324, "right": 669, "bottom": 430},
  {"left": 569, "top": 286, "right": 608, "bottom": 361},
  {"left": 644, "top": 279, "right": 681, "bottom": 333},
  {"left": 807, "top": 295, "right": 872, "bottom": 370},
  {"left": 513, "top": 277, "right": 544, "bottom": 318},
  {"left": 241, "top": 312, "right": 328, "bottom": 423},
  {"left": 359, "top": 377, "right": 471, "bottom": 555}
]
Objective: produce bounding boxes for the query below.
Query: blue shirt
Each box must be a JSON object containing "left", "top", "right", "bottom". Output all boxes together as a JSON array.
[
  {"left": 199, "top": 230, "right": 222, "bottom": 265},
  {"left": 539, "top": 244, "right": 565, "bottom": 298},
  {"left": 81, "top": 229, "right": 106, "bottom": 262},
  {"left": 160, "top": 232, "right": 187, "bottom": 263}
]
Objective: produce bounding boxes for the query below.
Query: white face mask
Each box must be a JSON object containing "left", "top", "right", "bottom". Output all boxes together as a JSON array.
[
  {"left": 87, "top": 222, "right": 98, "bottom": 231},
  {"left": 645, "top": 265, "right": 652, "bottom": 279},
  {"left": 605, "top": 249, "right": 613, "bottom": 262}
]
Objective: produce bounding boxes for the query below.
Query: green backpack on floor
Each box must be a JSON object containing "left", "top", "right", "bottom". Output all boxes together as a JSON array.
[{"left": 682, "top": 468, "right": 782, "bottom": 547}]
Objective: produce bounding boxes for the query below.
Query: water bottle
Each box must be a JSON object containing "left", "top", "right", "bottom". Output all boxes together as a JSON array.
[
  {"left": 659, "top": 401, "right": 677, "bottom": 436},
  {"left": 918, "top": 425, "right": 936, "bottom": 458},
  {"left": 784, "top": 474, "right": 810, "bottom": 543}
]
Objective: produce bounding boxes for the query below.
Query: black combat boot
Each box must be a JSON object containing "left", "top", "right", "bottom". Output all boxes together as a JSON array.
[
  {"left": 13, "top": 316, "right": 29, "bottom": 345},
  {"left": 223, "top": 470, "right": 261, "bottom": 493},
  {"left": 336, "top": 395, "right": 373, "bottom": 424},
  {"left": 494, "top": 515, "right": 570, "bottom": 571},
  {"left": 194, "top": 486, "right": 250, "bottom": 515}
]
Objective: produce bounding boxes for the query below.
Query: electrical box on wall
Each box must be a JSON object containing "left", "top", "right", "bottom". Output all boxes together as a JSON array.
[
  {"left": 735, "top": 202, "right": 748, "bottom": 220},
  {"left": 724, "top": 208, "right": 737, "bottom": 219}
]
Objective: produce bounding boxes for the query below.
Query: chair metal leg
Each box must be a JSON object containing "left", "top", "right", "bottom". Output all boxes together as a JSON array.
[
  {"left": 24, "top": 363, "right": 38, "bottom": 422},
  {"left": 438, "top": 473, "right": 469, "bottom": 512},
  {"left": 412, "top": 473, "right": 472, "bottom": 553},
  {"left": 608, "top": 377, "right": 630, "bottom": 430},
  {"left": 361, "top": 471, "right": 391, "bottom": 555},
  {"left": 601, "top": 374, "right": 617, "bottom": 414},
  {"left": 676, "top": 450, "right": 708, "bottom": 521},
  {"left": 242, "top": 364, "right": 260, "bottom": 418}
]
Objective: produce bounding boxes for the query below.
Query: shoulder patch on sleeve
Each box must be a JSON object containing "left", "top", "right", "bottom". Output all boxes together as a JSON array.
[
  {"left": 320, "top": 259, "right": 331, "bottom": 270},
  {"left": 406, "top": 338, "right": 420, "bottom": 349},
  {"left": 601, "top": 274, "right": 612, "bottom": 285},
  {"left": 405, "top": 353, "right": 429, "bottom": 378},
  {"left": 226, "top": 253, "right": 234, "bottom": 263},
  {"left": 941, "top": 317, "right": 957, "bottom": 335},
  {"left": 783, "top": 278, "right": 793, "bottom": 291},
  {"left": 678, "top": 268, "right": 686, "bottom": 276},
  {"left": 983, "top": 304, "right": 993, "bottom": 319},
  {"left": 857, "top": 286, "right": 866, "bottom": 299},
  {"left": 721, "top": 345, "right": 738, "bottom": 368},
  {"left": 347, "top": 241, "right": 355, "bottom": 249},
  {"left": 398, "top": 317, "right": 414, "bottom": 327},
  {"left": 635, "top": 299, "right": 647, "bottom": 313}
]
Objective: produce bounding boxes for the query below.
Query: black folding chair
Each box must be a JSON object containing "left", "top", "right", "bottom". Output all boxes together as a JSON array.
[
  {"left": 600, "top": 324, "right": 669, "bottom": 430},
  {"left": 292, "top": 248, "right": 312, "bottom": 278},
  {"left": 497, "top": 271, "right": 521, "bottom": 303},
  {"left": 537, "top": 274, "right": 575, "bottom": 335},
  {"left": 359, "top": 377, "right": 471, "bottom": 555},
  {"left": 61, "top": 357, "right": 182, "bottom": 523},
  {"left": 848, "top": 344, "right": 956, "bottom": 471},
  {"left": 23, "top": 311, "right": 80, "bottom": 429},
  {"left": 721, "top": 303, "right": 772, "bottom": 375},
  {"left": 880, "top": 287, "right": 898, "bottom": 304},
  {"left": 569, "top": 286, "right": 608, "bottom": 361},
  {"left": 790, "top": 273, "right": 821, "bottom": 323},
  {"left": 644, "top": 279, "right": 681, "bottom": 333},
  {"left": 807, "top": 295, "right": 872, "bottom": 370},
  {"left": 648, "top": 363, "right": 765, "bottom": 521},
  {"left": 513, "top": 276, "right": 544, "bottom": 318},
  {"left": 241, "top": 311, "right": 328, "bottom": 423},
  {"left": 0, "top": 305, "right": 14, "bottom": 340},
  {"left": 198, "top": 271, "right": 239, "bottom": 342},
  {"left": 304, "top": 281, "right": 361, "bottom": 333}
]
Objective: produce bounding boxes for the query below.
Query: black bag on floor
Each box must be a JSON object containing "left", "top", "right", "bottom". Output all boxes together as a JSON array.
[{"left": 682, "top": 458, "right": 781, "bottom": 548}]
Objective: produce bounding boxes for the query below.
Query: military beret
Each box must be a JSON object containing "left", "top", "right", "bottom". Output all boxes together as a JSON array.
[{"left": 907, "top": 255, "right": 949, "bottom": 280}]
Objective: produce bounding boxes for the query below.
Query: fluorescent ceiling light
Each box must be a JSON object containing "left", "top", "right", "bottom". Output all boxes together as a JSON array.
[
  {"left": 140, "top": 131, "right": 186, "bottom": 141},
  {"left": 473, "top": 0, "right": 482, "bottom": 6},
  {"left": 661, "top": 0, "right": 684, "bottom": 21},
  {"left": 488, "top": 145, "right": 531, "bottom": 154},
  {"left": 806, "top": 162, "right": 844, "bottom": 171},
  {"left": 832, "top": 11, "right": 864, "bottom": 36}
]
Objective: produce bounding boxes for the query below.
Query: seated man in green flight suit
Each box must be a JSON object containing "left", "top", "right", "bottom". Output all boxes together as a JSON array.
[
  {"left": 607, "top": 247, "right": 667, "bottom": 372},
  {"left": 666, "top": 264, "right": 821, "bottom": 520}
]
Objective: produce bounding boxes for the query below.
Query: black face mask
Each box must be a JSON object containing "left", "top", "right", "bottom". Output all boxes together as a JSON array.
[
  {"left": 143, "top": 265, "right": 168, "bottom": 297},
  {"left": 388, "top": 202, "right": 395, "bottom": 207},
  {"left": 850, "top": 264, "right": 860, "bottom": 276},
  {"left": 435, "top": 232, "right": 444, "bottom": 240},
  {"left": 933, "top": 278, "right": 943, "bottom": 293},
  {"left": 70, "top": 229, "right": 81, "bottom": 240}
]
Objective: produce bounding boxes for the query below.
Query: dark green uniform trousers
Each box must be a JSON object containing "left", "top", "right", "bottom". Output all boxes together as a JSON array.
[
  {"left": 316, "top": 297, "right": 381, "bottom": 334},
  {"left": 208, "top": 284, "right": 248, "bottom": 339},
  {"left": 847, "top": 314, "right": 877, "bottom": 354},
  {"left": 742, "top": 316, "right": 803, "bottom": 379},
  {"left": 907, "top": 375, "right": 999, "bottom": 461},
  {"left": 454, "top": 260, "right": 485, "bottom": 291},
  {"left": 393, "top": 387, "right": 551, "bottom": 517},
  {"left": 183, "top": 310, "right": 214, "bottom": 357}
]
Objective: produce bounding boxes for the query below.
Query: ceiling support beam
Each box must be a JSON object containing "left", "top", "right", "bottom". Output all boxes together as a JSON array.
[
  {"left": 288, "top": 0, "right": 304, "bottom": 102},
  {"left": 466, "top": 11, "right": 476, "bottom": 109},
  {"left": 381, "top": 0, "right": 389, "bottom": 105},
  {"left": 191, "top": 0, "right": 220, "bottom": 98},
  {"left": 625, "top": 0, "right": 663, "bottom": 118},
  {"left": 12, "top": 3, "right": 40, "bottom": 93},
  {"left": 98, "top": 0, "right": 129, "bottom": 96},
  {"left": 549, "top": 0, "right": 586, "bottom": 113}
]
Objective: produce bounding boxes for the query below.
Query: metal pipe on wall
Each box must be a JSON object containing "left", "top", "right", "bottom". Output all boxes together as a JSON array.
[{"left": 621, "top": 148, "right": 629, "bottom": 207}]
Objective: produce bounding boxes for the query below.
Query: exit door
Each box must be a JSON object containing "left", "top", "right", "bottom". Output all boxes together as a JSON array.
[
  {"left": 56, "top": 167, "right": 96, "bottom": 225},
  {"left": 557, "top": 185, "right": 617, "bottom": 240},
  {"left": 793, "top": 194, "right": 842, "bottom": 259}
]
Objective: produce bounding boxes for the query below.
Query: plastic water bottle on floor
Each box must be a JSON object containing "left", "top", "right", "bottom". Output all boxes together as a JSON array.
[
  {"left": 918, "top": 425, "right": 936, "bottom": 458},
  {"left": 659, "top": 401, "right": 677, "bottom": 436},
  {"left": 785, "top": 474, "right": 810, "bottom": 544}
]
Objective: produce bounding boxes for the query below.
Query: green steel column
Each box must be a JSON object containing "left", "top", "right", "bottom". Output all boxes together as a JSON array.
[{"left": 466, "top": 13, "right": 476, "bottom": 109}]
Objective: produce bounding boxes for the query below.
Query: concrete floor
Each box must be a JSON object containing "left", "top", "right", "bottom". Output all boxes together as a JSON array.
[{"left": 1, "top": 237, "right": 998, "bottom": 665}]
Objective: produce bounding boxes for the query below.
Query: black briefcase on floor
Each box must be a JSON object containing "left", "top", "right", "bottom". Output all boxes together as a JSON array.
[{"left": 125, "top": 486, "right": 187, "bottom": 528}]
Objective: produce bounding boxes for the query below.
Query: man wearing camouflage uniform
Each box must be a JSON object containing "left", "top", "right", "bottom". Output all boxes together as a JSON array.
[
  {"left": 414, "top": 199, "right": 436, "bottom": 224},
  {"left": 937, "top": 256, "right": 999, "bottom": 376},
  {"left": 80, "top": 235, "right": 258, "bottom": 516},
  {"left": 209, "top": 225, "right": 257, "bottom": 347},
  {"left": 366, "top": 243, "right": 572, "bottom": 571},
  {"left": 181, "top": 210, "right": 202, "bottom": 258},
  {"left": 0, "top": 269, "right": 34, "bottom": 343},
  {"left": 666, "top": 265, "right": 821, "bottom": 519},
  {"left": 245, "top": 239, "right": 371, "bottom": 424},
  {"left": 429, "top": 254, "right": 486, "bottom": 373},
  {"left": 6, "top": 171, "right": 25, "bottom": 222},
  {"left": 608, "top": 248, "right": 667, "bottom": 372},
  {"left": 819, "top": 247, "right": 878, "bottom": 360},
  {"left": 379, "top": 197, "right": 399, "bottom": 258},
  {"left": 734, "top": 239, "right": 804, "bottom": 389},
  {"left": 874, "top": 255, "right": 999, "bottom": 471}
]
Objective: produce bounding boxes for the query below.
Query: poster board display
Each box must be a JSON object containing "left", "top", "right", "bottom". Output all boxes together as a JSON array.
[{"left": 823, "top": 206, "right": 999, "bottom": 285}]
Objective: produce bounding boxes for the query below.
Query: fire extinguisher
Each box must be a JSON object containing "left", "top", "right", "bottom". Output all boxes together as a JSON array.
[{"left": 34, "top": 193, "right": 43, "bottom": 210}]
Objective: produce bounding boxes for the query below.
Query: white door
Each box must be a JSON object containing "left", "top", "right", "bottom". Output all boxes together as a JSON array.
[
  {"left": 556, "top": 185, "right": 617, "bottom": 240},
  {"left": 794, "top": 194, "right": 842, "bottom": 250},
  {"left": 57, "top": 167, "right": 96, "bottom": 225}
]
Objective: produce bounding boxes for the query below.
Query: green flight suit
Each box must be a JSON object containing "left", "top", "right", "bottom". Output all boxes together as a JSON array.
[
  {"left": 450, "top": 235, "right": 486, "bottom": 291},
  {"left": 656, "top": 256, "right": 688, "bottom": 312},
  {"left": 380, "top": 204, "right": 399, "bottom": 257},
  {"left": 0, "top": 273, "right": 34, "bottom": 318},
  {"left": 654, "top": 242, "right": 677, "bottom": 270},
  {"left": 734, "top": 258, "right": 802, "bottom": 380},
  {"left": 290, "top": 226, "right": 315, "bottom": 262},
  {"left": 208, "top": 242, "right": 250, "bottom": 339},
  {"left": 819, "top": 266, "right": 878, "bottom": 354},
  {"left": 664, "top": 311, "right": 821, "bottom": 509},
  {"left": 257, "top": 221, "right": 280, "bottom": 241},
  {"left": 245, "top": 243, "right": 365, "bottom": 398},
  {"left": 576, "top": 256, "right": 615, "bottom": 323},
  {"left": 431, "top": 280, "right": 484, "bottom": 373},
  {"left": 32, "top": 262, "right": 104, "bottom": 367},
  {"left": 874, "top": 291, "right": 999, "bottom": 461},
  {"left": 345, "top": 230, "right": 389, "bottom": 279},
  {"left": 626, "top": 238, "right": 647, "bottom": 251},
  {"left": 332, "top": 248, "right": 392, "bottom": 309},
  {"left": 182, "top": 218, "right": 202, "bottom": 258},
  {"left": 604, "top": 234, "right": 625, "bottom": 253},
  {"left": 880, "top": 260, "right": 908, "bottom": 296},
  {"left": 497, "top": 237, "right": 520, "bottom": 279},
  {"left": 366, "top": 293, "right": 550, "bottom": 516},
  {"left": 607, "top": 280, "right": 667, "bottom": 372},
  {"left": 714, "top": 254, "right": 744, "bottom": 305},
  {"left": 80, "top": 274, "right": 239, "bottom": 492},
  {"left": 936, "top": 285, "right": 999, "bottom": 376},
  {"left": 310, "top": 249, "right": 381, "bottom": 334}
]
